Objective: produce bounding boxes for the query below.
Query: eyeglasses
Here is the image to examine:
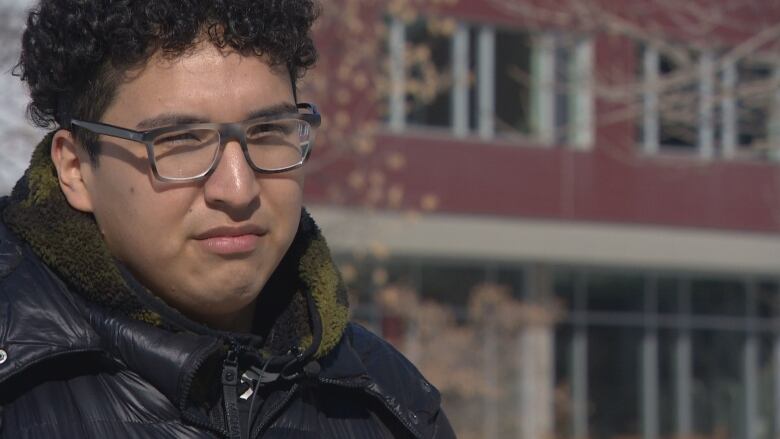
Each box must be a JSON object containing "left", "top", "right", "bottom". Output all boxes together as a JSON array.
[{"left": 69, "top": 103, "right": 321, "bottom": 182}]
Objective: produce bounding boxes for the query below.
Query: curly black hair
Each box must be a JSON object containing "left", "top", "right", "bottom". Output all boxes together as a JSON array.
[{"left": 15, "top": 0, "right": 320, "bottom": 162}]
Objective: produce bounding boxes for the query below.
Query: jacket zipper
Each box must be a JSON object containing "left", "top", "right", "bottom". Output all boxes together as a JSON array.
[
  {"left": 178, "top": 338, "right": 230, "bottom": 438},
  {"left": 180, "top": 408, "right": 229, "bottom": 439},
  {"left": 221, "top": 343, "right": 243, "bottom": 439},
  {"left": 249, "top": 382, "right": 300, "bottom": 438},
  {"left": 317, "top": 376, "right": 424, "bottom": 439},
  {"left": 178, "top": 338, "right": 223, "bottom": 410}
]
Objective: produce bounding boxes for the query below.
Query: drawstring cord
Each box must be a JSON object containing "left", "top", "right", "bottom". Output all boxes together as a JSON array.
[{"left": 245, "top": 357, "right": 272, "bottom": 435}]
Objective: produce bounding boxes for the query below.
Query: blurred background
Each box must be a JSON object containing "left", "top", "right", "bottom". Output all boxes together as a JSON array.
[{"left": 3, "top": 0, "right": 780, "bottom": 438}]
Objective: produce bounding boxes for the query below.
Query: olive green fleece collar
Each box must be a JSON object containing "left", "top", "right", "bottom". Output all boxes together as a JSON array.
[{"left": 1, "top": 133, "right": 348, "bottom": 359}]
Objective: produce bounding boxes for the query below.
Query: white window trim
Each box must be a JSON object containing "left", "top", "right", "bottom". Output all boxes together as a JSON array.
[
  {"left": 744, "top": 281, "right": 759, "bottom": 439},
  {"left": 388, "top": 17, "right": 406, "bottom": 133},
  {"left": 482, "top": 320, "right": 500, "bottom": 439},
  {"left": 720, "top": 60, "right": 738, "bottom": 159},
  {"left": 531, "top": 32, "right": 556, "bottom": 146},
  {"left": 452, "top": 22, "right": 470, "bottom": 138},
  {"left": 518, "top": 324, "right": 555, "bottom": 439},
  {"left": 770, "top": 66, "right": 780, "bottom": 159},
  {"left": 572, "top": 290, "right": 589, "bottom": 439},
  {"left": 571, "top": 38, "right": 595, "bottom": 150},
  {"left": 641, "top": 277, "right": 660, "bottom": 439},
  {"left": 675, "top": 282, "right": 693, "bottom": 437},
  {"left": 698, "top": 50, "right": 716, "bottom": 159},
  {"left": 642, "top": 45, "right": 660, "bottom": 155},
  {"left": 478, "top": 26, "right": 496, "bottom": 140},
  {"left": 774, "top": 332, "right": 780, "bottom": 435}
]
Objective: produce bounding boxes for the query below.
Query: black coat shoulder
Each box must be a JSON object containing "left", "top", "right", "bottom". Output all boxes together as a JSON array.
[
  {"left": 0, "top": 215, "right": 24, "bottom": 281},
  {"left": 340, "top": 323, "right": 456, "bottom": 439}
]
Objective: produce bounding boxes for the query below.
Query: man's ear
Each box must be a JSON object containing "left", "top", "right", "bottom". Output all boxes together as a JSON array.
[{"left": 51, "top": 129, "right": 95, "bottom": 213}]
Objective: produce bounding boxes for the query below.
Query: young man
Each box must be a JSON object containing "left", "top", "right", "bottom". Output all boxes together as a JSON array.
[{"left": 0, "top": 1, "right": 455, "bottom": 438}]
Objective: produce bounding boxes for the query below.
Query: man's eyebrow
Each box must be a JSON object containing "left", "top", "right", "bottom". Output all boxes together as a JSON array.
[
  {"left": 136, "top": 115, "right": 207, "bottom": 130},
  {"left": 135, "top": 103, "right": 299, "bottom": 130},
  {"left": 245, "top": 103, "right": 299, "bottom": 120}
]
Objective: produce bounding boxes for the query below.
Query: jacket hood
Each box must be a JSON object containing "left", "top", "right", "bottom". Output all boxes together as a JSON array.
[{"left": 1, "top": 133, "right": 349, "bottom": 362}]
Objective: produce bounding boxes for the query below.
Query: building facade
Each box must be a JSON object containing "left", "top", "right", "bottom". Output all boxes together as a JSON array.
[{"left": 303, "top": 1, "right": 780, "bottom": 439}]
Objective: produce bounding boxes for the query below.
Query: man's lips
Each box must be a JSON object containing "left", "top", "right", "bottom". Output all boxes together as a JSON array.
[
  {"left": 194, "top": 225, "right": 267, "bottom": 255},
  {"left": 194, "top": 225, "right": 267, "bottom": 240}
]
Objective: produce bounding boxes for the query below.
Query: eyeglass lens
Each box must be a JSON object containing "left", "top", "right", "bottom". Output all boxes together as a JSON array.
[{"left": 151, "top": 119, "right": 311, "bottom": 179}]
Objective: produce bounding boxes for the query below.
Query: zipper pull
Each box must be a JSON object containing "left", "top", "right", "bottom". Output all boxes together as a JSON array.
[{"left": 222, "top": 346, "right": 243, "bottom": 439}]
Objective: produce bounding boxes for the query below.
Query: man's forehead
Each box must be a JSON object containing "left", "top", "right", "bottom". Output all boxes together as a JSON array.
[
  {"left": 119, "top": 42, "right": 288, "bottom": 90},
  {"left": 135, "top": 103, "right": 298, "bottom": 130},
  {"left": 148, "top": 41, "right": 281, "bottom": 73},
  {"left": 103, "top": 42, "right": 295, "bottom": 126}
]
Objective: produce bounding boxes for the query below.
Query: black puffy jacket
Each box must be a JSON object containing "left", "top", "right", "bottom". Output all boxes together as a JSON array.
[{"left": 0, "top": 218, "right": 455, "bottom": 438}]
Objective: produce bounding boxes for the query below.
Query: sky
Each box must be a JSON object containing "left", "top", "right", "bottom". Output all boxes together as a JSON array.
[{"left": 0, "top": 0, "right": 46, "bottom": 194}]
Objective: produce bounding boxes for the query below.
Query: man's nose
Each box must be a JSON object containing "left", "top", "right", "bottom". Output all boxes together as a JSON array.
[{"left": 203, "top": 140, "right": 260, "bottom": 212}]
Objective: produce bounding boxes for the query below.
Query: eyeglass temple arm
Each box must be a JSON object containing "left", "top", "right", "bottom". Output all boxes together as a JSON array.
[{"left": 71, "top": 119, "right": 146, "bottom": 143}]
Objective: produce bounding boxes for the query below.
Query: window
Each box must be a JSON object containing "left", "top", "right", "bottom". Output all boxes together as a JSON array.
[
  {"left": 388, "top": 16, "right": 594, "bottom": 148},
  {"left": 587, "top": 326, "right": 642, "bottom": 438},
  {"left": 494, "top": 29, "right": 532, "bottom": 135},
  {"left": 640, "top": 45, "right": 702, "bottom": 154},
  {"left": 555, "top": 271, "right": 780, "bottom": 439},
  {"left": 404, "top": 18, "right": 452, "bottom": 128},
  {"left": 640, "top": 44, "right": 780, "bottom": 161},
  {"left": 341, "top": 254, "right": 780, "bottom": 438},
  {"left": 658, "top": 49, "right": 699, "bottom": 150},
  {"left": 418, "top": 263, "right": 484, "bottom": 307},
  {"left": 735, "top": 60, "right": 778, "bottom": 159},
  {"left": 586, "top": 272, "right": 644, "bottom": 312}
]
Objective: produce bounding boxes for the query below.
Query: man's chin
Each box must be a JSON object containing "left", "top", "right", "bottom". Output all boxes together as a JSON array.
[
  {"left": 201, "top": 278, "right": 264, "bottom": 303},
  {"left": 182, "top": 289, "right": 259, "bottom": 316}
]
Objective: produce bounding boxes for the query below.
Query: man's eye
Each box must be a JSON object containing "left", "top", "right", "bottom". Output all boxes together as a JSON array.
[
  {"left": 247, "top": 123, "right": 292, "bottom": 137},
  {"left": 157, "top": 133, "right": 201, "bottom": 144}
]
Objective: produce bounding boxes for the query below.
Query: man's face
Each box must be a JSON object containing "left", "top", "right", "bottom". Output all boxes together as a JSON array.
[{"left": 71, "top": 42, "right": 304, "bottom": 326}]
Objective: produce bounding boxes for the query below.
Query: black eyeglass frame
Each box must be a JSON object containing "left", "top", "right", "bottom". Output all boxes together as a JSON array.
[{"left": 69, "top": 102, "right": 321, "bottom": 182}]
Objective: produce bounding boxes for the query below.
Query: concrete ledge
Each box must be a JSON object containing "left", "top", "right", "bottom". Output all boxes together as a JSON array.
[{"left": 308, "top": 205, "right": 780, "bottom": 276}]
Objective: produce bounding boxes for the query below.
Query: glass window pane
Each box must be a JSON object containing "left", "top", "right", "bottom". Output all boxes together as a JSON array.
[
  {"left": 691, "top": 278, "right": 746, "bottom": 317},
  {"left": 496, "top": 266, "right": 525, "bottom": 299},
  {"left": 555, "top": 38, "right": 573, "bottom": 144},
  {"left": 495, "top": 29, "right": 531, "bottom": 135},
  {"left": 468, "top": 28, "right": 479, "bottom": 132},
  {"left": 419, "top": 263, "right": 485, "bottom": 307},
  {"left": 657, "top": 48, "right": 698, "bottom": 151},
  {"left": 336, "top": 254, "right": 373, "bottom": 302},
  {"left": 586, "top": 272, "right": 644, "bottom": 313},
  {"left": 384, "top": 257, "right": 417, "bottom": 288},
  {"left": 554, "top": 324, "right": 574, "bottom": 438},
  {"left": 737, "top": 61, "right": 776, "bottom": 159},
  {"left": 692, "top": 330, "right": 743, "bottom": 437},
  {"left": 657, "top": 277, "right": 680, "bottom": 314},
  {"left": 336, "top": 253, "right": 377, "bottom": 326},
  {"left": 757, "top": 281, "right": 780, "bottom": 318},
  {"left": 658, "top": 328, "right": 678, "bottom": 438},
  {"left": 406, "top": 18, "right": 452, "bottom": 128},
  {"left": 588, "top": 326, "right": 641, "bottom": 439},
  {"left": 553, "top": 268, "right": 577, "bottom": 312},
  {"left": 758, "top": 335, "right": 776, "bottom": 439}
]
